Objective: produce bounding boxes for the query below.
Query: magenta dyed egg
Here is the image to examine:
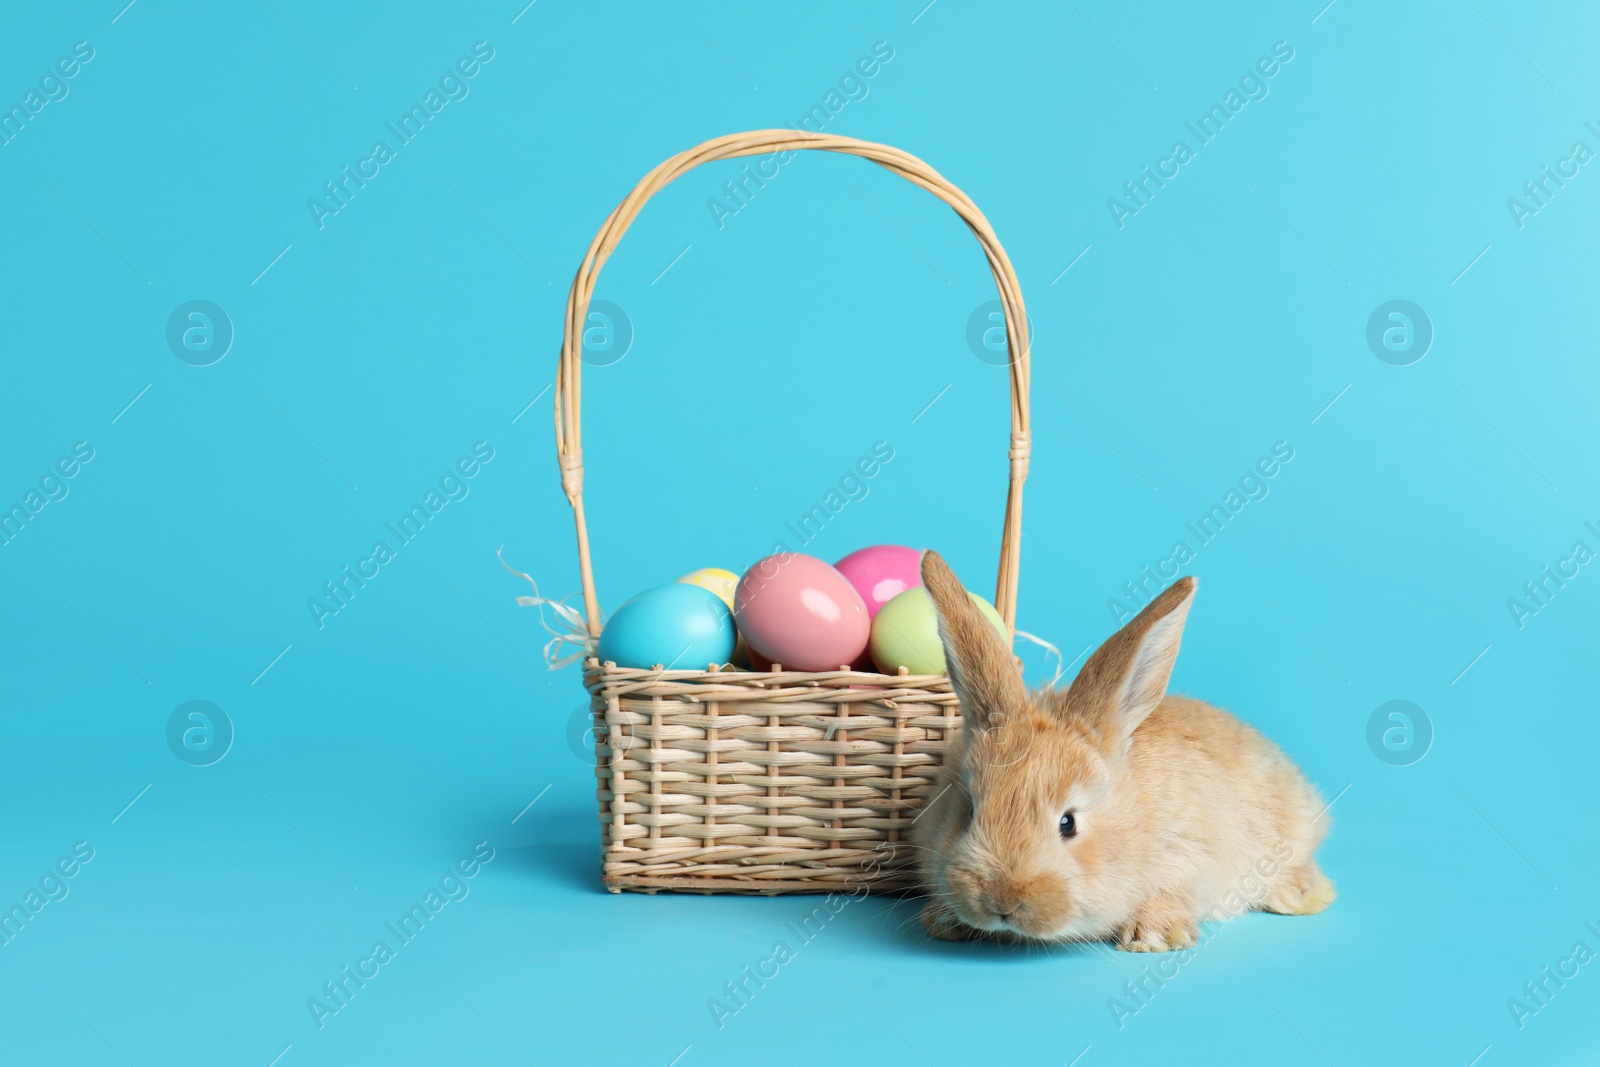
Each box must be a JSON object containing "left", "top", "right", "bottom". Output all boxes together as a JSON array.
[
  {"left": 834, "top": 545, "right": 924, "bottom": 619},
  {"left": 735, "top": 553, "right": 870, "bottom": 672}
]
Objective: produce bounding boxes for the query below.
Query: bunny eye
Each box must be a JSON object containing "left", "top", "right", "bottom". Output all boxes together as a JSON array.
[{"left": 1058, "top": 811, "right": 1077, "bottom": 839}]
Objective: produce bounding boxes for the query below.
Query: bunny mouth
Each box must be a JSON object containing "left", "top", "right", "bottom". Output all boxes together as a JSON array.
[
  {"left": 953, "top": 898, "right": 1074, "bottom": 940},
  {"left": 996, "top": 913, "right": 1068, "bottom": 940},
  {"left": 940, "top": 870, "right": 1081, "bottom": 940},
  {"left": 942, "top": 864, "right": 1080, "bottom": 939}
]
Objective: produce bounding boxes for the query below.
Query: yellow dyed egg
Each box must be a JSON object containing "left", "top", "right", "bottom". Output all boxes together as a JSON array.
[
  {"left": 678, "top": 568, "right": 746, "bottom": 666},
  {"left": 677, "top": 568, "right": 738, "bottom": 610}
]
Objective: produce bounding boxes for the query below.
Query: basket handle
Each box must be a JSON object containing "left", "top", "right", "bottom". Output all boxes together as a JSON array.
[{"left": 555, "top": 130, "right": 1031, "bottom": 638}]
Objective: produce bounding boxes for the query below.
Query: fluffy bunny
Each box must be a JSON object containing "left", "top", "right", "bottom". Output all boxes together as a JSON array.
[{"left": 913, "top": 551, "right": 1334, "bottom": 951}]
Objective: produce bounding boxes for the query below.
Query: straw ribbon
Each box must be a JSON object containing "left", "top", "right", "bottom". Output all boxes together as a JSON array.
[
  {"left": 1012, "top": 626, "right": 1066, "bottom": 687},
  {"left": 498, "top": 550, "right": 596, "bottom": 669}
]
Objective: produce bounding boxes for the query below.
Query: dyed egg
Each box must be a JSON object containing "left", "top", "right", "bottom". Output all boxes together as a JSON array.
[
  {"left": 679, "top": 566, "right": 751, "bottom": 666},
  {"left": 869, "top": 586, "right": 1010, "bottom": 675},
  {"left": 834, "top": 545, "right": 923, "bottom": 619},
  {"left": 597, "top": 583, "right": 736, "bottom": 670},
  {"left": 735, "top": 553, "right": 870, "bottom": 672},
  {"left": 677, "top": 567, "right": 738, "bottom": 609}
]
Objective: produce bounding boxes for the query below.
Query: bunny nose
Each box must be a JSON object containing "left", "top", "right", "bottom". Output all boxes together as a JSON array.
[{"left": 986, "top": 885, "right": 1022, "bottom": 920}]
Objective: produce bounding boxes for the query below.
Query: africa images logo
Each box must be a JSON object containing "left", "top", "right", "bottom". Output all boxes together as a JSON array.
[
  {"left": 306, "top": 42, "right": 495, "bottom": 230},
  {"left": 306, "top": 442, "right": 495, "bottom": 630},
  {"left": 1106, "top": 41, "right": 1295, "bottom": 229}
]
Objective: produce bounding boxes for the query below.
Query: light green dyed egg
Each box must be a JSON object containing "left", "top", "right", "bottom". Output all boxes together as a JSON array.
[{"left": 868, "top": 586, "right": 1010, "bottom": 675}]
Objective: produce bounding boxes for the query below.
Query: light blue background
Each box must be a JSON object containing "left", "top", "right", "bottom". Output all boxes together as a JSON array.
[{"left": 3, "top": 1, "right": 1597, "bottom": 1064}]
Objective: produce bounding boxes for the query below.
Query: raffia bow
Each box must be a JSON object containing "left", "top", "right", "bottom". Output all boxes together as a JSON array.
[
  {"left": 1012, "top": 626, "right": 1066, "bottom": 687},
  {"left": 498, "top": 549, "right": 597, "bottom": 670}
]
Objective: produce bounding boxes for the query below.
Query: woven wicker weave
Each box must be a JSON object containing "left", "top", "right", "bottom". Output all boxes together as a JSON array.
[{"left": 554, "top": 130, "right": 1031, "bottom": 894}]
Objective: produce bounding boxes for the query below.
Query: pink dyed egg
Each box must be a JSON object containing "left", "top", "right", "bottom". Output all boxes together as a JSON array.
[
  {"left": 735, "top": 553, "right": 870, "bottom": 672},
  {"left": 834, "top": 545, "right": 924, "bottom": 619}
]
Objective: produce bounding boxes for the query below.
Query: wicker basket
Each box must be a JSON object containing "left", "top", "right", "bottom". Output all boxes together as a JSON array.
[{"left": 553, "top": 130, "right": 1031, "bottom": 894}]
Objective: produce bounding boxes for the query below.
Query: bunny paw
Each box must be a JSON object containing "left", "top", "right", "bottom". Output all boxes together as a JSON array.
[
  {"left": 1116, "top": 919, "right": 1199, "bottom": 953},
  {"left": 1117, "top": 894, "right": 1200, "bottom": 952},
  {"left": 1262, "top": 862, "right": 1336, "bottom": 916}
]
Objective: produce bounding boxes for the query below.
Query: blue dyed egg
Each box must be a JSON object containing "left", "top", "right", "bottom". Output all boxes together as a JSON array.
[{"left": 597, "top": 583, "right": 737, "bottom": 670}]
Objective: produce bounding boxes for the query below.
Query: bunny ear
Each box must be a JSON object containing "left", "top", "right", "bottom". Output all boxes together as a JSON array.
[
  {"left": 1067, "top": 577, "right": 1196, "bottom": 755},
  {"left": 921, "top": 550, "right": 1026, "bottom": 730}
]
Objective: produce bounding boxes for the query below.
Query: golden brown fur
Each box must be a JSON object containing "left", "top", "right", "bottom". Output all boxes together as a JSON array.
[{"left": 914, "top": 552, "right": 1334, "bottom": 951}]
